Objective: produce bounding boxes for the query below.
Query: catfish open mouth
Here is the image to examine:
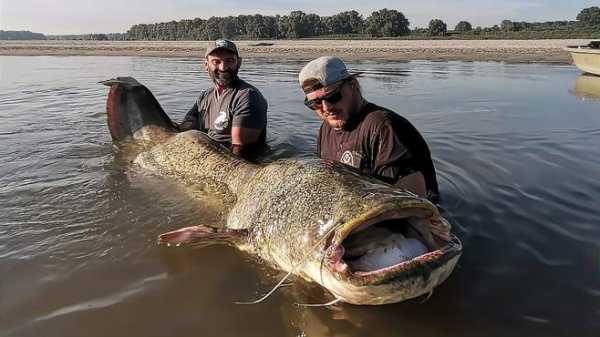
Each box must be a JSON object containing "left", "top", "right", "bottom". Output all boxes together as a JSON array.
[{"left": 327, "top": 204, "right": 456, "bottom": 278}]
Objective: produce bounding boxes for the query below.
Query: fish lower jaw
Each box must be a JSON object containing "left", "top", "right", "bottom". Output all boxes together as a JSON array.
[
  {"left": 321, "top": 252, "right": 462, "bottom": 305},
  {"left": 330, "top": 239, "right": 461, "bottom": 282}
]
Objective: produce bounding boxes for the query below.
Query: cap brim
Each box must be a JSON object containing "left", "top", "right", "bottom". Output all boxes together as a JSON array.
[
  {"left": 205, "top": 47, "right": 238, "bottom": 58},
  {"left": 347, "top": 72, "right": 363, "bottom": 79},
  {"left": 328, "top": 72, "right": 362, "bottom": 86}
]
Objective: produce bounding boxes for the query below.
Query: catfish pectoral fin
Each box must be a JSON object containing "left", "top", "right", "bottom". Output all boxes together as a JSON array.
[{"left": 158, "top": 225, "right": 246, "bottom": 247}]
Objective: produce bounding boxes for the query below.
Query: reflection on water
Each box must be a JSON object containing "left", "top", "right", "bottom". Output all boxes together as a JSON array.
[
  {"left": 1, "top": 56, "right": 600, "bottom": 337},
  {"left": 573, "top": 73, "right": 600, "bottom": 100}
]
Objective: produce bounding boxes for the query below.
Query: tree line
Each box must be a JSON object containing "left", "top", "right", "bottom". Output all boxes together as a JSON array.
[
  {"left": 46, "top": 33, "right": 127, "bottom": 40},
  {"left": 0, "top": 30, "right": 46, "bottom": 40},
  {"left": 124, "top": 7, "right": 600, "bottom": 40},
  {"left": 126, "top": 10, "right": 378, "bottom": 40},
  {"left": 6, "top": 6, "right": 600, "bottom": 41}
]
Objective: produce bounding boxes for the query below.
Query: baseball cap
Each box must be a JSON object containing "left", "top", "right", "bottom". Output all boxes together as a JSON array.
[
  {"left": 298, "top": 56, "right": 361, "bottom": 94},
  {"left": 205, "top": 39, "right": 239, "bottom": 58}
]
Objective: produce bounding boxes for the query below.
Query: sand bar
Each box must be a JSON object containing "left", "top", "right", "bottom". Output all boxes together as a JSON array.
[{"left": 0, "top": 39, "right": 588, "bottom": 63}]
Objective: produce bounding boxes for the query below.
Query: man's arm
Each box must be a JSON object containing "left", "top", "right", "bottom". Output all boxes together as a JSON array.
[
  {"left": 178, "top": 103, "right": 200, "bottom": 132},
  {"left": 372, "top": 122, "right": 427, "bottom": 198},
  {"left": 394, "top": 172, "right": 427, "bottom": 197},
  {"left": 230, "top": 89, "right": 267, "bottom": 158},
  {"left": 230, "top": 127, "right": 264, "bottom": 156},
  {"left": 179, "top": 90, "right": 210, "bottom": 132}
]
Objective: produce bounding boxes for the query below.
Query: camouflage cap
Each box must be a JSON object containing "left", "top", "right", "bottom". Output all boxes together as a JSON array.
[
  {"left": 298, "top": 56, "right": 361, "bottom": 94},
  {"left": 205, "top": 39, "right": 239, "bottom": 58}
]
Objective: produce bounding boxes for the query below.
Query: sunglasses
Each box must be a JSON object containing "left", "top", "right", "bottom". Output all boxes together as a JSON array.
[{"left": 304, "top": 81, "right": 347, "bottom": 110}]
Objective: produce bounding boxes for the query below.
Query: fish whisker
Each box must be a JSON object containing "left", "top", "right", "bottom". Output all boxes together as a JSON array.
[
  {"left": 295, "top": 298, "right": 342, "bottom": 307},
  {"left": 419, "top": 290, "right": 434, "bottom": 303},
  {"left": 235, "top": 222, "right": 340, "bottom": 305}
]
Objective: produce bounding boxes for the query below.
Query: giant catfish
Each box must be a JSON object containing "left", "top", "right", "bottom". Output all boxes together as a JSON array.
[{"left": 102, "top": 76, "right": 462, "bottom": 305}]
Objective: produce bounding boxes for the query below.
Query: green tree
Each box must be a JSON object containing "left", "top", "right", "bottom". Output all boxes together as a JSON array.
[
  {"left": 305, "top": 13, "right": 324, "bottom": 36},
  {"left": 89, "top": 33, "right": 108, "bottom": 40},
  {"left": 365, "top": 8, "right": 410, "bottom": 37},
  {"left": 166, "top": 21, "right": 178, "bottom": 40},
  {"left": 290, "top": 11, "right": 307, "bottom": 38},
  {"left": 205, "top": 17, "right": 222, "bottom": 40},
  {"left": 277, "top": 15, "right": 289, "bottom": 38},
  {"left": 243, "top": 15, "right": 259, "bottom": 39},
  {"left": 500, "top": 20, "right": 526, "bottom": 32},
  {"left": 343, "top": 10, "right": 364, "bottom": 33},
  {"left": 283, "top": 11, "right": 306, "bottom": 38},
  {"left": 577, "top": 6, "right": 600, "bottom": 25},
  {"left": 191, "top": 18, "right": 207, "bottom": 40},
  {"left": 428, "top": 19, "right": 447, "bottom": 36},
  {"left": 280, "top": 11, "right": 321, "bottom": 38},
  {"left": 455, "top": 21, "right": 472, "bottom": 32},
  {"left": 262, "top": 15, "right": 279, "bottom": 38},
  {"left": 239, "top": 14, "right": 276, "bottom": 38},
  {"left": 220, "top": 16, "right": 239, "bottom": 39},
  {"left": 0, "top": 30, "right": 46, "bottom": 40},
  {"left": 325, "top": 10, "right": 364, "bottom": 35},
  {"left": 501, "top": 19, "right": 515, "bottom": 32},
  {"left": 237, "top": 15, "right": 250, "bottom": 36}
]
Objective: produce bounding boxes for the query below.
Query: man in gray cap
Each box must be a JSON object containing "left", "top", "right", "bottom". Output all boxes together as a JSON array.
[
  {"left": 299, "top": 56, "right": 439, "bottom": 202},
  {"left": 179, "top": 39, "right": 268, "bottom": 160}
]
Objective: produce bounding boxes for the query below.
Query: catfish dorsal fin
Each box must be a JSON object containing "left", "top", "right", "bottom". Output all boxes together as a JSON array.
[{"left": 158, "top": 225, "right": 247, "bottom": 248}]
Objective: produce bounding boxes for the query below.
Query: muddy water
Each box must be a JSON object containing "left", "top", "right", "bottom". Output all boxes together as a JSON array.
[{"left": 1, "top": 56, "right": 599, "bottom": 337}]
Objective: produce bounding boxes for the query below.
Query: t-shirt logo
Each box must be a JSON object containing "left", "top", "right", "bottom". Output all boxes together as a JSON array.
[
  {"left": 341, "top": 150, "right": 355, "bottom": 167},
  {"left": 340, "top": 150, "right": 364, "bottom": 169},
  {"left": 214, "top": 111, "right": 229, "bottom": 130}
]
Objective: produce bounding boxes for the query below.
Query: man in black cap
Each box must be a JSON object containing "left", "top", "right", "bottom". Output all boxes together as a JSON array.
[
  {"left": 179, "top": 39, "right": 268, "bottom": 159},
  {"left": 299, "top": 56, "right": 439, "bottom": 203}
]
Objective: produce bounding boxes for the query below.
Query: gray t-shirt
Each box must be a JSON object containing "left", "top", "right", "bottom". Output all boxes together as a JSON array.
[{"left": 180, "top": 79, "right": 268, "bottom": 145}]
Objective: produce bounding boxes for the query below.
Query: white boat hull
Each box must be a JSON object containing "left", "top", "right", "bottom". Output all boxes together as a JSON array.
[{"left": 565, "top": 46, "right": 600, "bottom": 76}]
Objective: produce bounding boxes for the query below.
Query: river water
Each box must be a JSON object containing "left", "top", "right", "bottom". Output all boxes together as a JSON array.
[{"left": 1, "top": 56, "right": 599, "bottom": 337}]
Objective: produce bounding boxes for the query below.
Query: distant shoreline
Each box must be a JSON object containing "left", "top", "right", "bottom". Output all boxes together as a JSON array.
[{"left": 0, "top": 39, "right": 586, "bottom": 63}]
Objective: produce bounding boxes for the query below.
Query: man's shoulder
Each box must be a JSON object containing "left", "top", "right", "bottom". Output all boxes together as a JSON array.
[
  {"left": 362, "top": 103, "right": 413, "bottom": 130},
  {"left": 236, "top": 79, "right": 265, "bottom": 96},
  {"left": 232, "top": 79, "right": 267, "bottom": 106},
  {"left": 197, "top": 87, "right": 215, "bottom": 103},
  {"left": 361, "top": 103, "right": 400, "bottom": 129}
]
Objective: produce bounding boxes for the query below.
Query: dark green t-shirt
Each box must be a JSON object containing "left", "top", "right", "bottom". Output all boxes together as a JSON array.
[{"left": 180, "top": 79, "right": 268, "bottom": 146}]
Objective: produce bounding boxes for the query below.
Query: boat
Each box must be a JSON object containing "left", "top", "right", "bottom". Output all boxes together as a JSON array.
[{"left": 564, "top": 41, "right": 600, "bottom": 76}]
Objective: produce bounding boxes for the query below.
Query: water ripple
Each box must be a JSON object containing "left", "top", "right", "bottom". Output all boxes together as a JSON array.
[{"left": 1, "top": 56, "right": 599, "bottom": 337}]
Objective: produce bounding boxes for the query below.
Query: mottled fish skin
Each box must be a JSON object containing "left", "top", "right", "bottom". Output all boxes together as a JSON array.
[
  {"left": 135, "top": 131, "right": 462, "bottom": 305},
  {"left": 105, "top": 78, "right": 463, "bottom": 305}
]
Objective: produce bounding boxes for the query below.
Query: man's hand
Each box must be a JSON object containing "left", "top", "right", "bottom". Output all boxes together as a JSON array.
[{"left": 395, "top": 171, "right": 427, "bottom": 197}]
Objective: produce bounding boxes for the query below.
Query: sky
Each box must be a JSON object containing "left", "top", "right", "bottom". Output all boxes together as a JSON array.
[{"left": 0, "top": 0, "right": 598, "bottom": 35}]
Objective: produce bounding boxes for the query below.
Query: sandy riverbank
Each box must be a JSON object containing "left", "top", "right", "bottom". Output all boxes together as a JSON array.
[{"left": 0, "top": 39, "right": 586, "bottom": 63}]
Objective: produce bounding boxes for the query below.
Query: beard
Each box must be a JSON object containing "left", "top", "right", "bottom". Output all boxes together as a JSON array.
[
  {"left": 208, "top": 67, "right": 239, "bottom": 87},
  {"left": 325, "top": 114, "right": 348, "bottom": 130}
]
